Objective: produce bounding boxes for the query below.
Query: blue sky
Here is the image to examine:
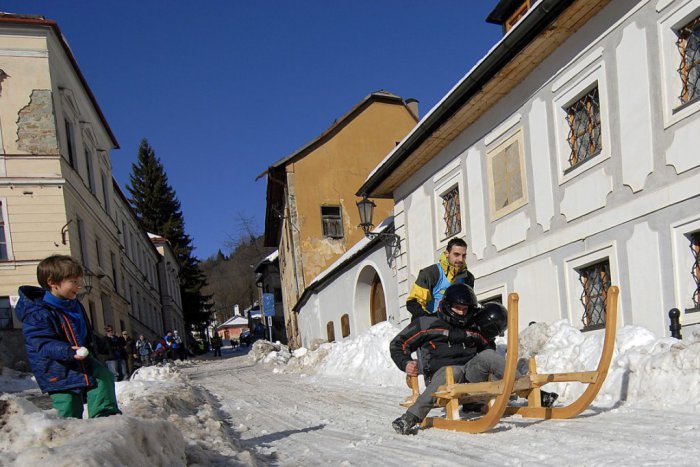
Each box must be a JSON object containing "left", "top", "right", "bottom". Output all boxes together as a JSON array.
[{"left": 3, "top": 1, "right": 502, "bottom": 259}]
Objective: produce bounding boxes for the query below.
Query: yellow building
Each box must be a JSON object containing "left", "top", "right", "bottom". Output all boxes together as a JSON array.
[{"left": 260, "top": 91, "right": 417, "bottom": 348}]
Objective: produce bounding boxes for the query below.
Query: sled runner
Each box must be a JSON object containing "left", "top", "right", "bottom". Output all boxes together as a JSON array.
[{"left": 401, "top": 286, "right": 619, "bottom": 434}]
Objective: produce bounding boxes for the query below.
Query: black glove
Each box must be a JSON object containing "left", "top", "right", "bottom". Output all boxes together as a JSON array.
[{"left": 464, "top": 329, "right": 489, "bottom": 347}]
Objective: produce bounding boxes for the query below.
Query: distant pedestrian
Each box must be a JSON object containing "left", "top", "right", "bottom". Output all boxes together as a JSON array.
[
  {"left": 102, "top": 326, "right": 127, "bottom": 381},
  {"left": 122, "top": 331, "right": 135, "bottom": 377},
  {"left": 172, "top": 330, "right": 186, "bottom": 360},
  {"left": 211, "top": 334, "right": 222, "bottom": 357},
  {"left": 136, "top": 334, "right": 153, "bottom": 367},
  {"left": 15, "top": 254, "right": 121, "bottom": 418}
]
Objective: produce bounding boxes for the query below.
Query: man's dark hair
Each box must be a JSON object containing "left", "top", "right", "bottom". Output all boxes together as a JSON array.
[
  {"left": 446, "top": 237, "right": 467, "bottom": 252},
  {"left": 37, "top": 254, "right": 83, "bottom": 289}
]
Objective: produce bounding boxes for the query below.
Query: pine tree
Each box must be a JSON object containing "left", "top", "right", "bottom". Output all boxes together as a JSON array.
[{"left": 127, "top": 138, "right": 210, "bottom": 330}]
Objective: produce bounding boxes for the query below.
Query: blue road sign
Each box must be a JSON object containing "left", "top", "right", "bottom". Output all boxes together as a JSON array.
[{"left": 262, "top": 293, "right": 275, "bottom": 317}]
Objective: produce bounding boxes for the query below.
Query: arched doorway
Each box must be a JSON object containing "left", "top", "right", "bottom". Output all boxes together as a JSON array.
[{"left": 370, "top": 273, "right": 387, "bottom": 325}]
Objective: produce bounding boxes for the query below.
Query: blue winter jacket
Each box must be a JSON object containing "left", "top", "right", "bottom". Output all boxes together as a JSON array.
[{"left": 15, "top": 286, "right": 95, "bottom": 393}]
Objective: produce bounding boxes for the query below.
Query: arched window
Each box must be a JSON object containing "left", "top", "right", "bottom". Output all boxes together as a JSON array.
[
  {"left": 370, "top": 274, "right": 387, "bottom": 325},
  {"left": 326, "top": 321, "right": 335, "bottom": 342},
  {"left": 341, "top": 314, "right": 350, "bottom": 338}
]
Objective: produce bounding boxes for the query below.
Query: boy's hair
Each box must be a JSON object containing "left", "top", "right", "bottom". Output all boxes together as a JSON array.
[
  {"left": 37, "top": 255, "right": 84, "bottom": 289},
  {"left": 446, "top": 237, "right": 468, "bottom": 252}
]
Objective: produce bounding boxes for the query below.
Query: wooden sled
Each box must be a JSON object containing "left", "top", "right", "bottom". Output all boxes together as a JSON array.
[{"left": 402, "top": 286, "right": 619, "bottom": 434}]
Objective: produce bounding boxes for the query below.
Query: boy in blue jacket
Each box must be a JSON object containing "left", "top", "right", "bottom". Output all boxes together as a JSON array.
[{"left": 15, "top": 254, "right": 121, "bottom": 418}]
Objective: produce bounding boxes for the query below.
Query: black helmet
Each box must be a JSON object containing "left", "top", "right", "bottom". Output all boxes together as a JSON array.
[
  {"left": 437, "top": 283, "right": 478, "bottom": 327},
  {"left": 473, "top": 302, "right": 508, "bottom": 339}
]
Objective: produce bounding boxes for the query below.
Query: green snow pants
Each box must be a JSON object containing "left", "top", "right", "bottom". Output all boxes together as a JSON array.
[{"left": 49, "top": 356, "right": 122, "bottom": 419}]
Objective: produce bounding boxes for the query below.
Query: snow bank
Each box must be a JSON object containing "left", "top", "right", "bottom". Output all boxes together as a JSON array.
[
  {"left": 1, "top": 363, "right": 259, "bottom": 467},
  {"left": 0, "top": 393, "right": 186, "bottom": 466},
  {"left": 252, "top": 320, "right": 700, "bottom": 412}
]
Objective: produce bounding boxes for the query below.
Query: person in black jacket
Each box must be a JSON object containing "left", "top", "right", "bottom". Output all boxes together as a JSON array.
[
  {"left": 391, "top": 284, "right": 558, "bottom": 434},
  {"left": 391, "top": 283, "right": 496, "bottom": 434}
]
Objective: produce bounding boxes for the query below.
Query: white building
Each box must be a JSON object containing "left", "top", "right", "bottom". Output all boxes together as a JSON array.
[{"left": 358, "top": 0, "right": 700, "bottom": 337}]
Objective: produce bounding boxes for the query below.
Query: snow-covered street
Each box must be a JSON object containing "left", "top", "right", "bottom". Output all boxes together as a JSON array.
[
  {"left": 187, "top": 347, "right": 699, "bottom": 466},
  {"left": 2, "top": 320, "right": 700, "bottom": 466}
]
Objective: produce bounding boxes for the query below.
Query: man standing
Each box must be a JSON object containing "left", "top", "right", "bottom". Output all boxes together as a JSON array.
[{"left": 406, "top": 238, "right": 475, "bottom": 321}]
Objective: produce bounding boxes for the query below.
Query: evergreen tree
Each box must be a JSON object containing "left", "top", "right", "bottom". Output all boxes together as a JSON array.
[{"left": 127, "top": 138, "right": 211, "bottom": 330}]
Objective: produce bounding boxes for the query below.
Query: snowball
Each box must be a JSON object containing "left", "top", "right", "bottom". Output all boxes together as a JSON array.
[{"left": 76, "top": 347, "right": 89, "bottom": 358}]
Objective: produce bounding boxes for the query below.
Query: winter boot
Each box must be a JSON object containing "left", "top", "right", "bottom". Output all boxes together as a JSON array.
[
  {"left": 392, "top": 412, "right": 420, "bottom": 435},
  {"left": 461, "top": 402, "right": 484, "bottom": 413},
  {"left": 540, "top": 390, "right": 559, "bottom": 408}
]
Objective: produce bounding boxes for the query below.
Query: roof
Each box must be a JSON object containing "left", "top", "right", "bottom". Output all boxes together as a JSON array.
[
  {"left": 260, "top": 90, "right": 417, "bottom": 246},
  {"left": 253, "top": 249, "right": 278, "bottom": 274},
  {"left": 292, "top": 217, "right": 393, "bottom": 312},
  {"left": 256, "top": 91, "right": 414, "bottom": 179},
  {"left": 218, "top": 316, "right": 248, "bottom": 328},
  {"left": 357, "top": 0, "right": 610, "bottom": 198},
  {"left": 0, "top": 13, "right": 119, "bottom": 148}
]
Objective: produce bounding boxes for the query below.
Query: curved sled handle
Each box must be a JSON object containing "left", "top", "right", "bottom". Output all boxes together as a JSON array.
[{"left": 512, "top": 285, "right": 619, "bottom": 420}]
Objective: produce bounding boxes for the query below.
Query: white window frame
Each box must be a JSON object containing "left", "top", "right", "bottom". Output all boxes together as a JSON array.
[
  {"left": 563, "top": 243, "right": 621, "bottom": 331},
  {"left": 486, "top": 128, "right": 528, "bottom": 220},
  {"left": 551, "top": 49, "right": 611, "bottom": 185},
  {"left": 657, "top": 0, "right": 700, "bottom": 128},
  {"left": 432, "top": 160, "right": 465, "bottom": 249},
  {"left": 671, "top": 216, "right": 700, "bottom": 327},
  {"left": 0, "top": 198, "right": 14, "bottom": 261},
  {"left": 476, "top": 283, "right": 507, "bottom": 305}
]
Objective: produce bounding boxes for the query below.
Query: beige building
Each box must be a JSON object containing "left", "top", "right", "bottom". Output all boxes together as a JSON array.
[
  {"left": 0, "top": 13, "right": 180, "bottom": 367},
  {"left": 149, "top": 232, "right": 184, "bottom": 336},
  {"left": 260, "top": 91, "right": 417, "bottom": 348}
]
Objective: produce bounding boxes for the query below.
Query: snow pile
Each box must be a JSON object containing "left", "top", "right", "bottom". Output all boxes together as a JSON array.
[
  {"left": 253, "top": 319, "right": 700, "bottom": 412},
  {"left": 0, "top": 393, "right": 187, "bottom": 466},
  {"left": 1, "top": 363, "right": 258, "bottom": 467},
  {"left": 119, "top": 364, "right": 257, "bottom": 466},
  {"left": 317, "top": 321, "right": 405, "bottom": 387}
]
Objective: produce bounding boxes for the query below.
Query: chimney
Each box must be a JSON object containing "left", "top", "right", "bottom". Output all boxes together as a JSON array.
[{"left": 405, "top": 98, "right": 419, "bottom": 120}]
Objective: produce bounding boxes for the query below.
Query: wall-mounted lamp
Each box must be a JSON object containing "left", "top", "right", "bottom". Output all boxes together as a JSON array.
[
  {"left": 356, "top": 195, "right": 400, "bottom": 247},
  {"left": 82, "top": 267, "right": 105, "bottom": 296}
]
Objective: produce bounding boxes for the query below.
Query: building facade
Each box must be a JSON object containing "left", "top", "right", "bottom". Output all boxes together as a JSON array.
[
  {"left": 0, "top": 14, "right": 182, "bottom": 367},
  {"left": 359, "top": 0, "right": 700, "bottom": 337},
  {"left": 261, "top": 91, "right": 418, "bottom": 348}
]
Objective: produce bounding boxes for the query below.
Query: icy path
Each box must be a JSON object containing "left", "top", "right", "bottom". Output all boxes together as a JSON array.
[{"left": 183, "top": 353, "right": 700, "bottom": 466}]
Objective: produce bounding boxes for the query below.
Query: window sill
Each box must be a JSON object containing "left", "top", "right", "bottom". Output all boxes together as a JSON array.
[
  {"left": 672, "top": 95, "right": 700, "bottom": 115},
  {"left": 563, "top": 150, "right": 601, "bottom": 176},
  {"left": 685, "top": 306, "right": 700, "bottom": 314},
  {"left": 581, "top": 323, "right": 606, "bottom": 332}
]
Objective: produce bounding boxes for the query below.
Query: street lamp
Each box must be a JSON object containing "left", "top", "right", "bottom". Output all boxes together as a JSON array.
[{"left": 356, "top": 195, "right": 400, "bottom": 247}]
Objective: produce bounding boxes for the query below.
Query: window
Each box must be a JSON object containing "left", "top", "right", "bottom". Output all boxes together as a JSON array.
[
  {"left": 677, "top": 15, "right": 700, "bottom": 104},
  {"left": 88, "top": 301, "right": 97, "bottom": 328},
  {"left": 77, "top": 217, "right": 88, "bottom": 266},
  {"left": 341, "top": 314, "right": 350, "bottom": 338},
  {"left": 441, "top": 186, "right": 461, "bottom": 237},
  {"left": 478, "top": 295, "right": 503, "bottom": 306},
  {"left": 110, "top": 251, "right": 119, "bottom": 294},
  {"left": 691, "top": 231, "right": 700, "bottom": 309},
  {"left": 505, "top": 0, "right": 530, "bottom": 32},
  {"left": 95, "top": 236, "right": 103, "bottom": 268},
  {"left": 0, "top": 200, "right": 9, "bottom": 260},
  {"left": 64, "top": 119, "right": 76, "bottom": 168},
  {"left": 577, "top": 259, "right": 611, "bottom": 330},
  {"left": 321, "top": 206, "right": 343, "bottom": 239},
  {"left": 84, "top": 149, "right": 95, "bottom": 193},
  {"left": 326, "top": 321, "right": 335, "bottom": 343},
  {"left": 0, "top": 297, "right": 12, "bottom": 329},
  {"left": 566, "top": 86, "right": 602, "bottom": 169},
  {"left": 487, "top": 131, "right": 528, "bottom": 219},
  {"left": 101, "top": 171, "right": 111, "bottom": 215}
]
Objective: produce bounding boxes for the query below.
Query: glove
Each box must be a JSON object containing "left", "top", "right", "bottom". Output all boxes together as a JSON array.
[{"left": 464, "top": 329, "right": 489, "bottom": 347}]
